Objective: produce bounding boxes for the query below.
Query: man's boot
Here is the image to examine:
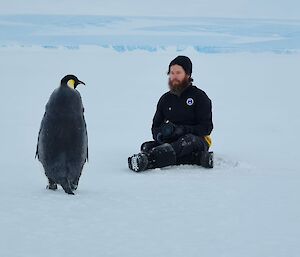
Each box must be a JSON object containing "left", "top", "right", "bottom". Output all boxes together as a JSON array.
[
  {"left": 128, "top": 152, "right": 149, "bottom": 172},
  {"left": 194, "top": 151, "right": 214, "bottom": 168}
]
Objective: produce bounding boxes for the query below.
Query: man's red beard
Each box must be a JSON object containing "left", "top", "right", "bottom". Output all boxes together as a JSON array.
[{"left": 168, "top": 76, "right": 191, "bottom": 94}]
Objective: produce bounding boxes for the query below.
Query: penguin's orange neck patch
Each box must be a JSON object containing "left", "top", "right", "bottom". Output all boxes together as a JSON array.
[{"left": 67, "top": 79, "right": 75, "bottom": 89}]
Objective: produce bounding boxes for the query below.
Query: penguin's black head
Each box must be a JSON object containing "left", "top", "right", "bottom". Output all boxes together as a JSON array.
[{"left": 61, "top": 74, "right": 85, "bottom": 89}]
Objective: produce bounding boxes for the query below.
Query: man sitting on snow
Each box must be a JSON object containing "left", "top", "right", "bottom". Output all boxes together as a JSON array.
[{"left": 128, "top": 56, "right": 214, "bottom": 172}]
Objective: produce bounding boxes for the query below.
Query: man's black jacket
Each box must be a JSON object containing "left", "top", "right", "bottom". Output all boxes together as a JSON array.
[{"left": 151, "top": 85, "right": 213, "bottom": 142}]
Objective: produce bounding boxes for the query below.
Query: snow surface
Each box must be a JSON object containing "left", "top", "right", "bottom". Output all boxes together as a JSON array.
[{"left": 0, "top": 14, "right": 300, "bottom": 257}]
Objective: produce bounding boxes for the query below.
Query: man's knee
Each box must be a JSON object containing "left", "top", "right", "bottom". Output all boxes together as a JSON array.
[
  {"left": 171, "top": 134, "right": 207, "bottom": 157},
  {"left": 181, "top": 133, "right": 198, "bottom": 143},
  {"left": 140, "top": 141, "right": 159, "bottom": 153},
  {"left": 182, "top": 134, "right": 208, "bottom": 151},
  {"left": 177, "top": 134, "right": 204, "bottom": 149}
]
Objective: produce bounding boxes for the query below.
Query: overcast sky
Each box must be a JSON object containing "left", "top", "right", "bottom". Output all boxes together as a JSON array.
[{"left": 0, "top": 0, "right": 299, "bottom": 20}]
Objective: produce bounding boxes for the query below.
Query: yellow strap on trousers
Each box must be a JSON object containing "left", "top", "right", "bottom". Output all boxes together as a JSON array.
[{"left": 204, "top": 135, "right": 212, "bottom": 147}]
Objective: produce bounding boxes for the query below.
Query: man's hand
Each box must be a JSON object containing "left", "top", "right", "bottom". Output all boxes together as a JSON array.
[
  {"left": 158, "top": 121, "right": 186, "bottom": 142},
  {"left": 156, "top": 132, "right": 164, "bottom": 144},
  {"left": 160, "top": 122, "right": 175, "bottom": 139}
]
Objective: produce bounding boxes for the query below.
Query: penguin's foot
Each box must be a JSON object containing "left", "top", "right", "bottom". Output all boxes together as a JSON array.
[
  {"left": 70, "top": 183, "right": 78, "bottom": 191},
  {"left": 46, "top": 179, "right": 58, "bottom": 190},
  {"left": 62, "top": 185, "right": 75, "bottom": 195},
  {"left": 46, "top": 183, "right": 58, "bottom": 190},
  {"left": 61, "top": 179, "right": 75, "bottom": 195}
]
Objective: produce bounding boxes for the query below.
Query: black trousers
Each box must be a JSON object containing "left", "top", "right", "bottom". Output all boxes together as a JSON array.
[{"left": 141, "top": 134, "right": 208, "bottom": 165}]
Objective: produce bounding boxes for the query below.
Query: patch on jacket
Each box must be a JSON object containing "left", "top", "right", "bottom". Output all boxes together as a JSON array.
[{"left": 186, "top": 98, "right": 194, "bottom": 106}]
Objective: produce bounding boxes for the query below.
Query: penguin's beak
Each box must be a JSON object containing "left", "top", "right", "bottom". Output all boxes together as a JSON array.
[{"left": 77, "top": 80, "right": 86, "bottom": 85}]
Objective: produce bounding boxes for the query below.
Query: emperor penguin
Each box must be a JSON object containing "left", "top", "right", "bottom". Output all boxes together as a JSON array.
[{"left": 36, "top": 75, "right": 88, "bottom": 195}]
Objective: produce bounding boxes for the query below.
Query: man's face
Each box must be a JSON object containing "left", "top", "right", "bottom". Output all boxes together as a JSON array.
[
  {"left": 168, "top": 65, "right": 190, "bottom": 91},
  {"left": 169, "top": 65, "right": 187, "bottom": 85}
]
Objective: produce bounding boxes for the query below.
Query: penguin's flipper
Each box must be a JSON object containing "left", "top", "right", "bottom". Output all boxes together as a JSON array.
[
  {"left": 83, "top": 114, "right": 89, "bottom": 162},
  {"left": 86, "top": 146, "right": 89, "bottom": 162},
  {"left": 36, "top": 112, "right": 46, "bottom": 159},
  {"left": 35, "top": 145, "right": 38, "bottom": 159}
]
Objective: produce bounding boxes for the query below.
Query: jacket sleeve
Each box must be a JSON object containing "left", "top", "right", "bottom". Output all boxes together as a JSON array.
[
  {"left": 184, "top": 93, "right": 213, "bottom": 136},
  {"left": 151, "top": 97, "right": 165, "bottom": 141}
]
